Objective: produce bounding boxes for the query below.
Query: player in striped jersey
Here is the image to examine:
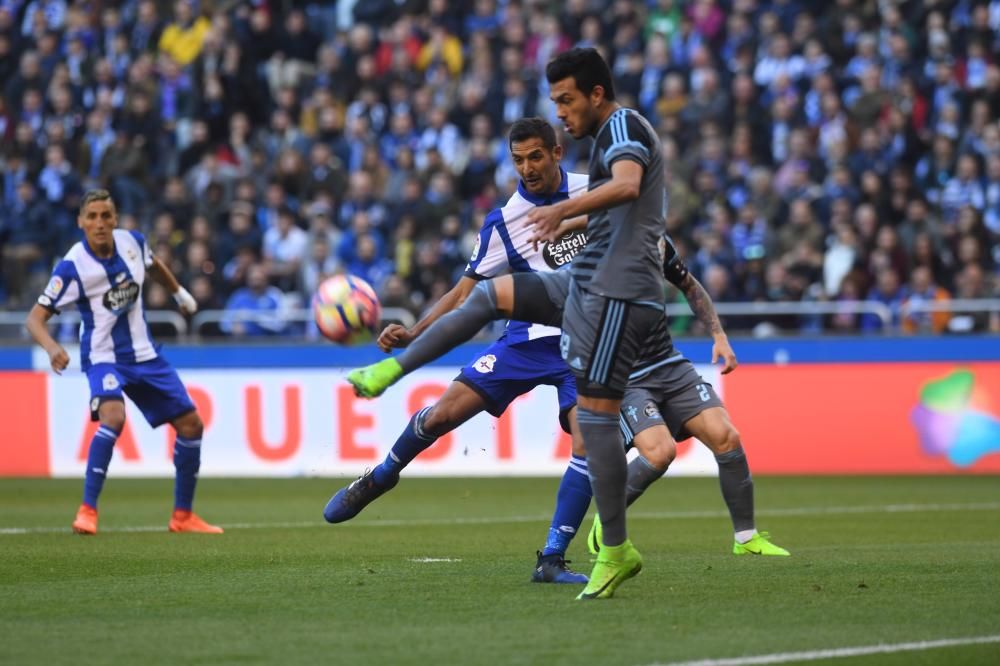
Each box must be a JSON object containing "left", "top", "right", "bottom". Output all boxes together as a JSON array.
[
  {"left": 25, "top": 190, "right": 222, "bottom": 535},
  {"left": 327, "top": 118, "right": 594, "bottom": 583}
]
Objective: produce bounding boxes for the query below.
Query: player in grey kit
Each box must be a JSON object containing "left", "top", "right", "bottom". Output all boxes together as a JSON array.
[{"left": 525, "top": 47, "right": 669, "bottom": 598}]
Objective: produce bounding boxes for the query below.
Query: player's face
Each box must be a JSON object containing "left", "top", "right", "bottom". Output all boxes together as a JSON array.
[
  {"left": 78, "top": 199, "right": 118, "bottom": 249},
  {"left": 549, "top": 77, "right": 601, "bottom": 139},
  {"left": 510, "top": 137, "right": 563, "bottom": 195}
]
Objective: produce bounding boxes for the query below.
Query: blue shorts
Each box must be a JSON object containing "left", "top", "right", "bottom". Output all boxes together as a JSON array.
[
  {"left": 87, "top": 356, "right": 196, "bottom": 428},
  {"left": 457, "top": 337, "right": 576, "bottom": 433}
]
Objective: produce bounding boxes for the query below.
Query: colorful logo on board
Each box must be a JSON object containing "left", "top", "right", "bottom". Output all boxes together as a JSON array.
[{"left": 910, "top": 369, "right": 1000, "bottom": 467}]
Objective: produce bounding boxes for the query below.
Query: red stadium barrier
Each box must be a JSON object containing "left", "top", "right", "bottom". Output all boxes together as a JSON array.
[
  {"left": 727, "top": 362, "right": 1000, "bottom": 474},
  {"left": 2, "top": 362, "right": 999, "bottom": 477}
]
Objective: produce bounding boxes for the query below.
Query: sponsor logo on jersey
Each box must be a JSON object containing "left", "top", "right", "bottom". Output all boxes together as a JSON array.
[
  {"left": 102, "top": 373, "right": 120, "bottom": 391},
  {"left": 45, "top": 276, "right": 63, "bottom": 297},
  {"left": 644, "top": 401, "right": 660, "bottom": 419},
  {"left": 474, "top": 354, "right": 497, "bottom": 374},
  {"left": 542, "top": 229, "right": 587, "bottom": 269},
  {"left": 102, "top": 281, "right": 140, "bottom": 315}
]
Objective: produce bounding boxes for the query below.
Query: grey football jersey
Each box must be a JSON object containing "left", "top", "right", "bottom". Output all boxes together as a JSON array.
[{"left": 570, "top": 107, "right": 667, "bottom": 303}]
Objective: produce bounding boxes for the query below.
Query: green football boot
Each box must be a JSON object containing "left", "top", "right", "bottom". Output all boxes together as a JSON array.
[
  {"left": 347, "top": 358, "right": 404, "bottom": 398},
  {"left": 732, "top": 531, "right": 790, "bottom": 556},
  {"left": 586, "top": 514, "right": 602, "bottom": 556},
  {"left": 577, "top": 539, "right": 643, "bottom": 600}
]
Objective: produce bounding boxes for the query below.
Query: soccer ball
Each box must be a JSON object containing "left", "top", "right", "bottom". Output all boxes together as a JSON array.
[{"left": 313, "top": 275, "right": 382, "bottom": 344}]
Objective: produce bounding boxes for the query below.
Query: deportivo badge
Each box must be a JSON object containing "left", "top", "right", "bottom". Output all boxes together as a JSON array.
[{"left": 474, "top": 354, "right": 497, "bottom": 373}]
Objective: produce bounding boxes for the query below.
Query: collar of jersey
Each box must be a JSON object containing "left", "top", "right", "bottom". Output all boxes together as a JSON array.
[
  {"left": 82, "top": 238, "right": 117, "bottom": 264},
  {"left": 516, "top": 167, "right": 569, "bottom": 206}
]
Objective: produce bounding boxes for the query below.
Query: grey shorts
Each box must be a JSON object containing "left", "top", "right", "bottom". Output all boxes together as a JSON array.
[
  {"left": 619, "top": 359, "right": 723, "bottom": 443},
  {"left": 560, "top": 281, "right": 665, "bottom": 399}
]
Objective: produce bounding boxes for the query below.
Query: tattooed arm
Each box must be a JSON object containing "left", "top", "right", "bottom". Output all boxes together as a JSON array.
[
  {"left": 660, "top": 235, "right": 738, "bottom": 374},
  {"left": 677, "top": 274, "right": 738, "bottom": 374}
]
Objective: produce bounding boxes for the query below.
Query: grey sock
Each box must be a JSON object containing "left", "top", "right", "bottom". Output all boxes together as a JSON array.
[
  {"left": 578, "top": 407, "right": 629, "bottom": 547},
  {"left": 397, "top": 281, "right": 499, "bottom": 373},
  {"left": 626, "top": 455, "right": 668, "bottom": 507},
  {"left": 715, "top": 446, "right": 755, "bottom": 533}
]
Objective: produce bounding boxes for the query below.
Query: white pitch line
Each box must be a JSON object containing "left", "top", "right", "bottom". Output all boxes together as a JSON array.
[
  {"left": 2, "top": 501, "right": 999, "bottom": 536},
  {"left": 648, "top": 634, "right": 1000, "bottom": 666},
  {"left": 409, "top": 557, "right": 462, "bottom": 563}
]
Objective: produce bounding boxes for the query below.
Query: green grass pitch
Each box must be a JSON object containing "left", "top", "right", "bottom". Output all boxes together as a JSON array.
[{"left": 2, "top": 476, "right": 999, "bottom": 665}]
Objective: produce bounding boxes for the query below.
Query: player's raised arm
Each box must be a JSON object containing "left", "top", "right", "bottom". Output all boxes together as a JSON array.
[
  {"left": 377, "top": 276, "right": 478, "bottom": 353},
  {"left": 25, "top": 305, "right": 70, "bottom": 374},
  {"left": 148, "top": 254, "right": 198, "bottom": 314}
]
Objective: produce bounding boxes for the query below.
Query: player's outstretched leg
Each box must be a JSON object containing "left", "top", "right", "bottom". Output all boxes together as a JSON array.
[
  {"left": 347, "top": 281, "right": 503, "bottom": 398},
  {"left": 168, "top": 411, "right": 223, "bottom": 534},
  {"left": 533, "top": 454, "right": 591, "bottom": 584},
  {"left": 323, "top": 407, "right": 435, "bottom": 522}
]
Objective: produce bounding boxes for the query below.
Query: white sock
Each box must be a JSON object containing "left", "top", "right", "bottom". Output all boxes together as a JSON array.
[{"left": 735, "top": 528, "right": 758, "bottom": 544}]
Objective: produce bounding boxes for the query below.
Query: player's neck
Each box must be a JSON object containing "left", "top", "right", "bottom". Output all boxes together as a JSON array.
[
  {"left": 592, "top": 102, "right": 622, "bottom": 137},
  {"left": 86, "top": 238, "right": 115, "bottom": 259}
]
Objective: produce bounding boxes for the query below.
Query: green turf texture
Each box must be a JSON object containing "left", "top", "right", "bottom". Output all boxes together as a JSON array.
[{"left": 1, "top": 476, "right": 998, "bottom": 666}]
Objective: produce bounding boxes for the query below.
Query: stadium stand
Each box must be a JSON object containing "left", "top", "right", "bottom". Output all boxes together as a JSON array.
[{"left": 0, "top": 0, "right": 998, "bottom": 337}]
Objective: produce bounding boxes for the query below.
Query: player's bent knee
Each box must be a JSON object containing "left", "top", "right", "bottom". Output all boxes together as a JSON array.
[
  {"left": 714, "top": 426, "right": 742, "bottom": 454},
  {"left": 173, "top": 410, "right": 204, "bottom": 439},
  {"left": 646, "top": 442, "right": 676, "bottom": 468},
  {"left": 98, "top": 401, "right": 126, "bottom": 432},
  {"left": 635, "top": 429, "right": 676, "bottom": 468}
]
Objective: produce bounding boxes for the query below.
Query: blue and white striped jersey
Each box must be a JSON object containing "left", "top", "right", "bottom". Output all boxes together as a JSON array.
[
  {"left": 37, "top": 229, "right": 158, "bottom": 370},
  {"left": 464, "top": 168, "right": 589, "bottom": 344}
]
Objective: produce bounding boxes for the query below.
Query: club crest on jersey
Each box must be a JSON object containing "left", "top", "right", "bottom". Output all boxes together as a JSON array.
[
  {"left": 102, "top": 373, "right": 119, "bottom": 391},
  {"left": 103, "top": 281, "right": 140, "bottom": 315},
  {"left": 542, "top": 229, "right": 587, "bottom": 269},
  {"left": 45, "top": 276, "right": 63, "bottom": 297},
  {"left": 474, "top": 354, "right": 496, "bottom": 374},
  {"left": 644, "top": 401, "right": 660, "bottom": 419}
]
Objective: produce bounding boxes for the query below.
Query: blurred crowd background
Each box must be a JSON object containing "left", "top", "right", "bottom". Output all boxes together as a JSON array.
[{"left": 1, "top": 0, "right": 999, "bottom": 338}]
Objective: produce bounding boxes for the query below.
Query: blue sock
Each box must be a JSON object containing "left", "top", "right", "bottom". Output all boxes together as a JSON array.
[
  {"left": 173, "top": 436, "right": 202, "bottom": 511},
  {"left": 82, "top": 425, "right": 119, "bottom": 508},
  {"left": 542, "top": 454, "right": 592, "bottom": 556},
  {"left": 373, "top": 408, "right": 435, "bottom": 486}
]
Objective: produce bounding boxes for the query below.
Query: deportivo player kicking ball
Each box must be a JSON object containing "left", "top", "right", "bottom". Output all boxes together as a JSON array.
[
  {"left": 25, "top": 189, "right": 222, "bottom": 535},
  {"left": 325, "top": 118, "right": 594, "bottom": 583}
]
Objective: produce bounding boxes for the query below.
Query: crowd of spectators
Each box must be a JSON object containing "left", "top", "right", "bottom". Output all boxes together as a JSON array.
[{"left": 1, "top": 0, "right": 998, "bottom": 338}]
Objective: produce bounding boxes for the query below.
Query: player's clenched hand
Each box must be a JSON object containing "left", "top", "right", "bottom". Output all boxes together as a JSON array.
[
  {"left": 377, "top": 324, "right": 414, "bottom": 353},
  {"left": 711, "top": 334, "right": 738, "bottom": 374},
  {"left": 525, "top": 203, "right": 565, "bottom": 244},
  {"left": 48, "top": 346, "right": 70, "bottom": 374}
]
